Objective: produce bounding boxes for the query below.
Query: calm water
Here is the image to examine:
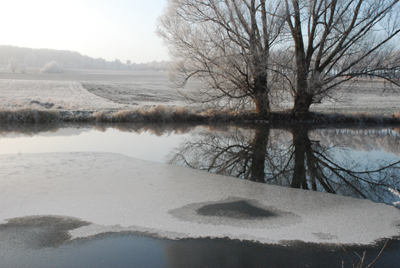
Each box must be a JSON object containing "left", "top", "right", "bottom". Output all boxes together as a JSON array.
[
  {"left": 1, "top": 123, "right": 400, "bottom": 267},
  {"left": 3, "top": 228, "right": 399, "bottom": 268}
]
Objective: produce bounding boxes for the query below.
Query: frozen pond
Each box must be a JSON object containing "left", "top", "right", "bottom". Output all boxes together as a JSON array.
[{"left": 1, "top": 123, "right": 400, "bottom": 267}]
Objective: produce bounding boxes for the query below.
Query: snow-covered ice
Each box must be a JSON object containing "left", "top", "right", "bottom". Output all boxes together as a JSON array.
[{"left": 0, "top": 152, "right": 399, "bottom": 245}]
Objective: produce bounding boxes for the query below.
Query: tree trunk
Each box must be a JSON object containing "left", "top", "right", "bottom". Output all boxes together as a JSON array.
[
  {"left": 292, "top": 92, "right": 313, "bottom": 119},
  {"left": 291, "top": 127, "right": 309, "bottom": 189},
  {"left": 291, "top": 44, "right": 312, "bottom": 119},
  {"left": 250, "top": 127, "right": 269, "bottom": 182},
  {"left": 253, "top": 75, "right": 270, "bottom": 118},
  {"left": 254, "top": 92, "right": 270, "bottom": 118},
  {"left": 288, "top": 0, "right": 313, "bottom": 120}
]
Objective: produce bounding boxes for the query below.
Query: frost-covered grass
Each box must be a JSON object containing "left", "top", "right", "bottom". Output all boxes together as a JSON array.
[
  {"left": 1, "top": 105, "right": 400, "bottom": 124},
  {"left": 93, "top": 106, "right": 261, "bottom": 123},
  {"left": 0, "top": 109, "right": 59, "bottom": 123},
  {"left": 0, "top": 79, "right": 126, "bottom": 111},
  {"left": 93, "top": 105, "right": 200, "bottom": 122},
  {"left": 0, "top": 105, "right": 250, "bottom": 123},
  {"left": 297, "top": 111, "right": 400, "bottom": 125}
]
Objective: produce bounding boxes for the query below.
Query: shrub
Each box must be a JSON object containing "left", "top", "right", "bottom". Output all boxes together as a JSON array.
[{"left": 40, "top": 61, "right": 63, "bottom": 74}]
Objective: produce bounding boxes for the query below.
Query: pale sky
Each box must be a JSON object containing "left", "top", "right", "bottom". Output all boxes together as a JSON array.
[{"left": 0, "top": 0, "right": 169, "bottom": 63}]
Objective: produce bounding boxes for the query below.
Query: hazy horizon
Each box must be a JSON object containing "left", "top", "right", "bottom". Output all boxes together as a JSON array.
[{"left": 1, "top": 0, "right": 169, "bottom": 63}]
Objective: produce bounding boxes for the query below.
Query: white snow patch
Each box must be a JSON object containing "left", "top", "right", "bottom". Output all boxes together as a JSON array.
[{"left": 0, "top": 152, "right": 399, "bottom": 245}]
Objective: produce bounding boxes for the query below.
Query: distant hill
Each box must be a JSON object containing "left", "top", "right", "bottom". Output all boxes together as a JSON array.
[{"left": 0, "top": 45, "right": 169, "bottom": 71}]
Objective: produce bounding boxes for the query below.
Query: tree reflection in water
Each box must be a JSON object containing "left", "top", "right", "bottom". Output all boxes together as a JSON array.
[{"left": 168, "top": 126, "right": 400, "bottom": 203}]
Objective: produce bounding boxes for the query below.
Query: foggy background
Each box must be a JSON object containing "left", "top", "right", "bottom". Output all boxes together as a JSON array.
[{"left": 0, "top": 0, "right": 169, "bottom": 65}]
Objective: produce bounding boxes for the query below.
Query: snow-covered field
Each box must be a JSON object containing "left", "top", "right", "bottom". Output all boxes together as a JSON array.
[
  {"left": 0, "top": 70, "right": 190, "bottom": 113},
  {"left": 311, "top": 80, "right": 400, "bottom": 115},
  {"left": 0, "top": 69, "right": 399, "bottom": 116},
  {"left": 0, "top": 79, "right": 125, "bottom": 111}
]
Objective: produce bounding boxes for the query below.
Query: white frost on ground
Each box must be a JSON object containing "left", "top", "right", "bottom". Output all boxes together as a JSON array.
[
  {"left": 311, "top": 80, "right": 400, "bottom": 115},
  {"left": 0, "top": 71, "right": 399, "bottom": 115},
  {"left": 82, "top": 82, "right": 189, "bottom": 107},
  {"left": 0, "top": 79, "right": 129, "bottom": 111},
  {"left": 0, "top": 71, "right": 196, "bottom": 113},
  {"left": 0, "top": 152, "right": 399, "bottom": 245}
]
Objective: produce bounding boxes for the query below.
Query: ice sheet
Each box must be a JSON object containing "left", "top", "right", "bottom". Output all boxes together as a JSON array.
[{"left": 0, "top": 152, "right": 399, "bottom": 245}]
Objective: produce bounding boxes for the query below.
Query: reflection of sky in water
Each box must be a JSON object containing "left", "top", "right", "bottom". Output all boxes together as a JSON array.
[
  {"left": 0, "top": 128, "right": 190, "bottom": 163},
  {"left": 335, "top": 148, "right": 399, "bottom": 167},
  {"left": 0, "top": 126, "right": 399, "bottom": 164},
  {"left": 349, "top": 149, "right": 397, "bottom": 159}
]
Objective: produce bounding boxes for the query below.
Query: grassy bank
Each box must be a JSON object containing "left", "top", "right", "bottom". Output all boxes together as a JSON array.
[{"left": 1, "top": 105, "right": 400, "bottom": 125}]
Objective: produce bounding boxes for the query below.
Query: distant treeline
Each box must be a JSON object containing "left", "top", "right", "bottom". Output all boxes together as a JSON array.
[{"left": 0, "top": 45, "right": 169, "bottom": 71}]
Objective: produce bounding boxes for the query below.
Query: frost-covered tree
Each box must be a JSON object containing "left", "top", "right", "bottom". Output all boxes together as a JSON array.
[
  {"left": 157, "top": 0, "right": 285, "bottom": 117},
  {"left": 282, "top": 0, "right": 400, "bottom": 118},
  {"left": 158, "top": 0, "right": 400, "bottom": 119}
]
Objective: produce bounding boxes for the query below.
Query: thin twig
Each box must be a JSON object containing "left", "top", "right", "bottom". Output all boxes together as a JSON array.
[{"left": 365, "top": 239, "right": 389, "bottom": 268}]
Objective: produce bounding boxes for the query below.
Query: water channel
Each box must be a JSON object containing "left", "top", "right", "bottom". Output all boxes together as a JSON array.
[{"left": 1, "top": 123, "right": 399, "bottom": 267}]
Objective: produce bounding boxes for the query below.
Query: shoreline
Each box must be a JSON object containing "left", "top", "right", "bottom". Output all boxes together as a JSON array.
[
  {"left": 1, "top": 106, "right": 400, "bottom": 125},
  {"left": 2, "top": 220, "right": 399, "bottom": 267}
]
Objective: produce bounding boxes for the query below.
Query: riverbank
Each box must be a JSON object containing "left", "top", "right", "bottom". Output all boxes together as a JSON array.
[
  {"left": 1, "top": 106, "right": 400, "bottom": 125},
  {"left": 0, "top": 70, "right": 399, "bottom": 125}
]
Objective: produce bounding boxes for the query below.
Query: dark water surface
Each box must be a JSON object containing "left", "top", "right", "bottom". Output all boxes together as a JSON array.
[
  {"left": 1, "top": 122, "right": 400, "bottom": 267},
  {"left": 3, "top": 230, "right": 400, "bottom": 268},
  {"left": 1, "top": 215, "right": 399, "bottom": 268}
]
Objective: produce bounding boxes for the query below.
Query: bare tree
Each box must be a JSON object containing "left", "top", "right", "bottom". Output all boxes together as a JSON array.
[
  {"left": 7, "top": 58, "right": 19, "bottom": 73},
  {"left": 157, "top": 0, "right": 285, "bottom": 117},
  {"left": 115, "top": 59, "right": 121, "bottom": 70},
  {"left": 282, "top": 0, "right": 400, "bottom": 118}
]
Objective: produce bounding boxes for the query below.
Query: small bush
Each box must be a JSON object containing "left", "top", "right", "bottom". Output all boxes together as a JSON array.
[
  {"left": 0, "top": 109, "right": 60, "bottom": 123},
  {"left": 93, "top": 105, "right": 201, "bottom": 123},
  {"left": 40, "top": 61, "right": 63, "bottom": 74},
  {"left": 392, "top": 111, "right": 400, "bottom": 118},
  {"left": 18, "top": 64, "right": 27, "bottom": 74}
]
